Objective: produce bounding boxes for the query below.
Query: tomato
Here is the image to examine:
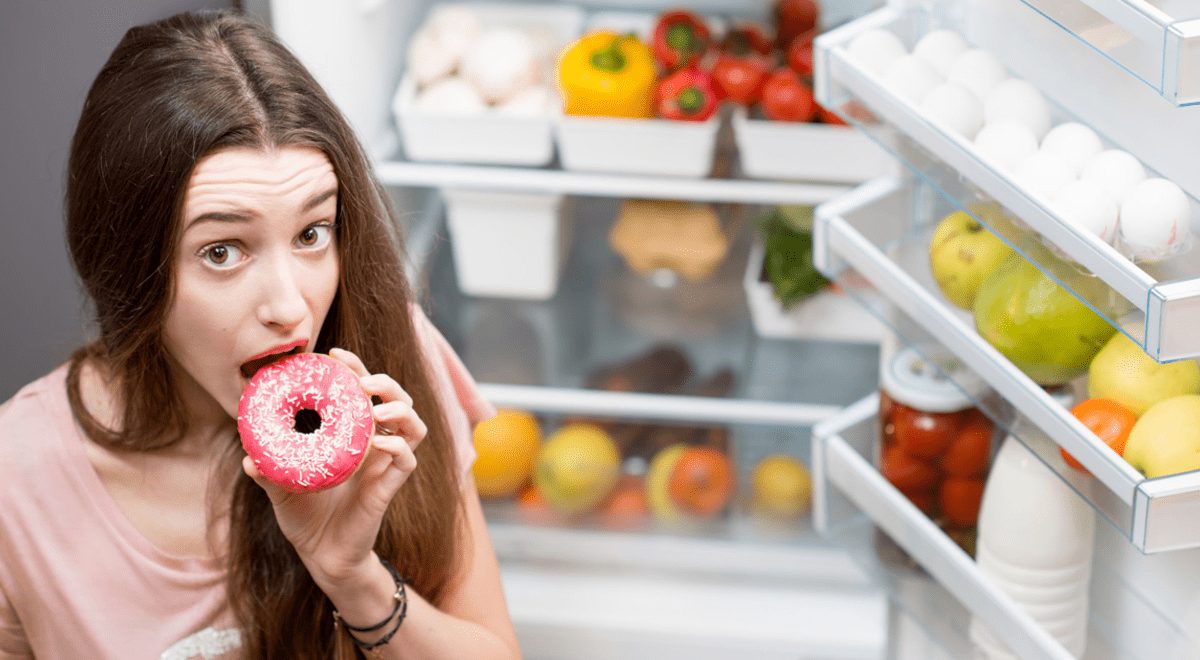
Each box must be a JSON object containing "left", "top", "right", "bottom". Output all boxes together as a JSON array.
[
  {"left": 723, "top": 23, "right": 774, "bottom": 57},
  {"left": 939, "top": 477, "right": 985, "bottom": 527},
  {"left": 1060, "top": 398, "right": 1137, "bottom": 474},
  {"left": 899, "top": 485, "right": 938, "bottom": 516},
  {"left": 816, "top": 103, "right": 847, "bottom": 126},
  {"left": 941, "top": 419, "right": 993, "bottom": 477},
  {"left": 774, "top": 0, "right": 819, "bottom": 50},
  {"left": 786, "top": 35, "right": 814, "bottom": 77},
  {"left": 711, "top": 54, "right": 769, "bottom": 105},
  {"left": 881, "top": 445, "right": 939, "bottom": 492},
  {"left": 892, "top": 404, "right": 962, "bottom": 459},
  {"left": 760, "top": 67, "right": 816, "bottom": 122}
]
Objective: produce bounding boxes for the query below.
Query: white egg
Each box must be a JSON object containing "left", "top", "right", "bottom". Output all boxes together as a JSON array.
[
  {"left": 1119, "top": 178, "right": 1192, "bottom": 261},
  {"left": 1080, "top": 150, "right": 1147, "bottom": 205},
  {"left": 1052, "top": 179, "right": 1118, "bottom": 243},
  {"left": 947, "top": 49, "right": 1007, "bottom": 101},
  {"left": 408, "top": 28, "right": 458, "bottom": 87},
  {"left": 913, "top": 30, "right": 968, "bottom": 77},
  {"left": 974, "top": 120, "right": 1039, "bottom": 172},
  {"left": 428, "top": 6, "right": 482, "bottom": 65},
  {"left": 1013, "top": 151, "right": 1076, "bottom": 201},
  {"left": 983, "top": 79, "right": 1051, "bottom": 140},
  {"left": 919, "top": 83, "right": 984, "bottom": 139},
  {"left": 1041, "top": 123, "right": 1103, "bottom": 176},
  {"left": 848, "top": 29, "right": 908, "bottom": 77},
  {"left": 882, "top": 55, "right": 942, "bottom": 104}
]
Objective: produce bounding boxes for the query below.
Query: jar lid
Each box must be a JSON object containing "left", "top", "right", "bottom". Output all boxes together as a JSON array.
[{"left": 881, "top": 345, "right": 987, "bottom": 413}]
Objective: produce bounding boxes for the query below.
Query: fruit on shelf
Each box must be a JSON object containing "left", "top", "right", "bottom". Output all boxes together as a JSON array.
[
  {"left": 750, "top": 454, "right": 813, "bottom": 519},
  {"left": 533, "top": 424, "right": 621, "bottom": 515},
  {"left": 656, "top": 67, "right": 719, "bottom": 121},
  {"left": 712, "top": 26, "right": 772, "bottom": 105},
  {"left": 974, "top": 248, "right": 1116, "bottom": 386},
  {"left": 774, "top": 0, "right": 819, "bottom": 50},
  {"left": 1124, "top": 395, "right": 1200, "bottom": 478},
  {"left": 1059, "top": 398, "right": 1136, "bottom": 474},
  {"left": 471, "top": 409, "right": 542, "bottom": 498},
  {"left": 651, "top": 10, "right": 711, "bottom": 71},
  {"left": 558, "top": 32, "right": 657, "bottom": 119},
  {"left": 599, "top": 475, "right": 650, "bottom": 530},
  {"left": 667, "top": 447, "right": 735, "bottom": 518},
  {"left": 928, "top": 206, "right": 1015, "bottom": 310},
  {"left": 1088, "top": 332, "right": 1200, "bottom": 417},
  {"left": 760, "top": 67, "right": 816, "bottom": 122},
  {"left": 646, "top": 444, "right": 689, "bottom": 522}
]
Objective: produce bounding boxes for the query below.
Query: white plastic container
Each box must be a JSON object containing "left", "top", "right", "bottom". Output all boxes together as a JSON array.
[
  {"left": 555, "top": 10, "right": 722, "bottom": 178},
  {"left": 392, "top": 3, "right": 585, "bottom": 166},
  {"left": 969, "top": 437, "right": 1096, "bottom": 658},
  {"left": 442, "top": 189, "right": 571, "bottom": 300},
  {"left": 732, "top": 108, "right": 896, "bottom": 182},
  {"left": 743, "top": 240, "right": 885, "bottom": 342}
]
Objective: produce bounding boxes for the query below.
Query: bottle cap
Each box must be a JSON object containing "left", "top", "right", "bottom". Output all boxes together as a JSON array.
[{"left": 881, "top": 345, "right": 988, "bottom": 413}]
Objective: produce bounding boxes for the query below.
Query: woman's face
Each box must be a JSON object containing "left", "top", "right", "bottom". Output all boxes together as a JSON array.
[{"left": 163, "top": 146, "right": 341, "bottom": 423}]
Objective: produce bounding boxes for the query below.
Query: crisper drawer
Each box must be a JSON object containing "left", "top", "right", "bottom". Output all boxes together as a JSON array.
[
  {"left": 812, "top": 177, "right": 1200, "bottom": 554},
  {"left": 813, "top": 6, "right": 1200, "bottom": 362}
]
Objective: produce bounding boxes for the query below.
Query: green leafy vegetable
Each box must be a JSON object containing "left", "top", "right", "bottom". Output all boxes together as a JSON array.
[{"left": 759, "top": 206, "right": 829, "bottom": 309}]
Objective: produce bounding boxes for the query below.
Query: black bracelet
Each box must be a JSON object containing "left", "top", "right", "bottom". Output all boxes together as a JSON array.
[{"left": 332, "top": 556, "right": 408, "bottom": 641}]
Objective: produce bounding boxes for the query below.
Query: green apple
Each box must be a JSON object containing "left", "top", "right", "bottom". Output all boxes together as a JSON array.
[
  {"left": 929, "top": 206, "right": 1014, "bottom": 310},
  {"left": 1124, "top": 395, "right": 1200, "bottom": 478},
  {"left": 1088, "top": 333, "right": 1200, "bottom": 417},
  {"left": 974, "top": 251, "right": 1116, "bottom": 386}
]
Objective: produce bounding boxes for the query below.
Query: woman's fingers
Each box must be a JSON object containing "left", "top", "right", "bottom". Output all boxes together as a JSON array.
[
  {"left": 371, "top": 400, "right": 427, "bottom": 449},
  {"left": 329, "top": 347, "right": 369, "bottom": 378},
  {"left": 366, "top": 435, "right": 418, "bottom": 497},
  {"left": 242, "top": 455, "right": 292, "bottom": 507}
]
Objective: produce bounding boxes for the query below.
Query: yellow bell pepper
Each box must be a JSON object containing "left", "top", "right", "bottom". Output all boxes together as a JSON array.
[{"left": 558, "top": 31, "right": 657, "bottom": 119}]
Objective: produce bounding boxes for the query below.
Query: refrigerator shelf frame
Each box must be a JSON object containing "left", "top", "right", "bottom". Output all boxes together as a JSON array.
[
  {"left": 813, "top": 176, "right": 1200, "bottom": 554},
  {"left": 814, "top": 6, "right": 1200, "bottom": 362}
]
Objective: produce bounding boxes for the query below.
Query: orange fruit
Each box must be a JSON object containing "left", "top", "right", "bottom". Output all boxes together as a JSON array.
[
  {"left": 667, "top": 447, "right": 734, "bottom": 518},
  {"left": 600, "top": 475, "right": 649, "bottom": 529},
  {"left": 471, "top": 409, "right": 541, "bottom": 499},
  {"left": 1060, "top": 398, "right": 1136, "bottom": 474}
]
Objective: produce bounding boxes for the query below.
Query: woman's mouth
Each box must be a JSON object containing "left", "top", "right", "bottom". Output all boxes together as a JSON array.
[{"left": 240, "top": 345, "right": 304, "bottom": 380}]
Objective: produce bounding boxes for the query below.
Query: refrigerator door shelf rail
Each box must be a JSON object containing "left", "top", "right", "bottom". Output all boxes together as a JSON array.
[
  {"left": 812, "top": 395, "right": 1126, "bottom": 660},
  {"left": 813, "top": 176, "right": 1200, "bottom": 553},
  {"left": 815, "top": 7, "right": 1200, "bottom": 361}
]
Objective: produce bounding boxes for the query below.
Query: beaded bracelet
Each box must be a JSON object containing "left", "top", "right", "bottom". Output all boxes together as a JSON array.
[{"left": 332, "top": 557, "right": 408, "bottom": 654}]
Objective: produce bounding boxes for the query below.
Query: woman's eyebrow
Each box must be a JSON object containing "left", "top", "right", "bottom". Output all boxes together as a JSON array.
[{"left": 185, "top": 188, "right": 337, "bottom": 231}]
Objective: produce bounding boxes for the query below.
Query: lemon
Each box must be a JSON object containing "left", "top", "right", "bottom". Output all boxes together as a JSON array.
[
  {"left": 751, "top": 455, "right": 812, "bottom": 519},
  {"left": 533, "top": 424, "right": 620, "bottom": 515}
]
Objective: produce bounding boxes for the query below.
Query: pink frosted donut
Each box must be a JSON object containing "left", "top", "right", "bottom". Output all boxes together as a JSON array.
[{"left": 237, "top": 353, "right": 374, "bottom": 493}]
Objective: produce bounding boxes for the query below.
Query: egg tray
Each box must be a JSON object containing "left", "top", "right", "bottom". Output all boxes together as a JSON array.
[{"left": 813, "top": 5, "right": 1200, "bottom": 362}]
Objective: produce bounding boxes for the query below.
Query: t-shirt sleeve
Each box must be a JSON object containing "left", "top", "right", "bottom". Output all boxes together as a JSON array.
[
  {"left": 410, "top": 305, "right": 497, "bottom": 482},
  {"left": 0, "top": 585, "right": 32, "bottom": 659}
]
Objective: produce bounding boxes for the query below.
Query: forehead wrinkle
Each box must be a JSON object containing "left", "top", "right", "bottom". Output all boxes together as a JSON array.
[{"left": 184, "top": 151, "right": 337, "bottom": 218}]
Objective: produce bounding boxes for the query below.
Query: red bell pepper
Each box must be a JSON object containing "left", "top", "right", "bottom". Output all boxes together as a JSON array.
[
  {"left": 652, "top": 10, "right": 711, "bottom": 71},
  {"left": 774, "top": 0, "right": 820, "bottom": 50},
  {"left": 761, "top": 67, "right": 815, "bottom": 122},
  {"left": 657, "top": 67, "right": 719, "bottom": 121}
]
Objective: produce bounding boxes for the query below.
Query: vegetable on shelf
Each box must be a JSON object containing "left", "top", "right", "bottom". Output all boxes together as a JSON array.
[
  {"left": 711, "top": 38, "right": 770, "bottom": 106},
  {"left": 758, "top": 206, "right": 829, "bottom": 309},
  {"left": 723, "top": 22, "right": 774, "bottom": 58},
  {"left": 558, "top": 31, "right": 658, "bottom": 119},
  {"left": 774, "top": 0, "right": 820, "bottom": 50},
  {"left": 761, "top": 67, "right": 816, "bottom": 122},
  {"left": 652, "top": 10, "right": 711, "bottom": 71},
  {"left": 656, "top": 67, "right": 719, "bottom": 121}
]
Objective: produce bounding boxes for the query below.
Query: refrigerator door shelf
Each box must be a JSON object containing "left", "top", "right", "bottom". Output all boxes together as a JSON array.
[
  {"left": 813, "top": 176, "right": 1200, "bottom": 554},
  {"left": 815, "top": 6, "right": 1200, "bottom": 362},
  {"left": 812, "top": 395, "right": 1128, "bottom": 660},
  {"left": 988, "top": 0, "right": 1200, "bottom": 107}
]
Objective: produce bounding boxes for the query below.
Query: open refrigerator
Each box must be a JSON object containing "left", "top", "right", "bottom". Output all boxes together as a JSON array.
[{"left": 259, "top": 0, "right": 1200, "bottom": 657}]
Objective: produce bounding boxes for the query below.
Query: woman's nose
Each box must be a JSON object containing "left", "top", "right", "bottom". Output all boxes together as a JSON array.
[{"left": 254, "top": 255, "right": 308, "bottom": 331}]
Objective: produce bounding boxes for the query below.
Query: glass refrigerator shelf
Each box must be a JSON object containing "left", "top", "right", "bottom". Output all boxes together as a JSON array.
[
  {"left": 815, "top": 6, "right": 1200, "bottom": 362},
  {"left": 814, "top": 176, "right": 1200, "bottom": 553}
]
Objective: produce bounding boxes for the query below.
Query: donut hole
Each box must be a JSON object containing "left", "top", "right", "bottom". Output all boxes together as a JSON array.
[{"left": 294, "top": 408, "right": 323, "bottom": 434}]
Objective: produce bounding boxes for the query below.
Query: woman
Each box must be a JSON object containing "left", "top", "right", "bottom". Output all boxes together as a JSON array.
[{"left": 0, "top": 9, "right": 520, "bottom": 659}]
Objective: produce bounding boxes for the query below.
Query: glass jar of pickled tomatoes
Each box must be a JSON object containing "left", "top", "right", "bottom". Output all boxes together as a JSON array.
[{"left": 879, "top": 346, "right": 994, "bottom": 558}]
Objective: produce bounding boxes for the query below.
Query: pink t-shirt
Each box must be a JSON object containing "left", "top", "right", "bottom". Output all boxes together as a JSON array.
[{"left": 0, "top": 308, "right": 494, "bottom": 659}]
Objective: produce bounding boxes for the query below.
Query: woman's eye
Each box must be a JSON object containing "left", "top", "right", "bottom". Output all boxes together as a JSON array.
[
  {"left": 197, "top": 243, "right": 243, "bottom": 270},
  {"left": 297, "top": 223, "right": 334, "bottom": 249}
]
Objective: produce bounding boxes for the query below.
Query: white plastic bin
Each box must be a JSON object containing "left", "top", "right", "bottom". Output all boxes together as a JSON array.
[
  {"left": 392, "top": 3, "right": 585, "bottom": 166},
  {"left": 732, "top": 108, "right": 896, "bottom": 182},
  {"left": 443, "top": 189, "right": 571, "bottom": 300}
]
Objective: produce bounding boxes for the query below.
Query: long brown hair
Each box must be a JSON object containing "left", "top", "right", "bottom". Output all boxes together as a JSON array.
[{"left": 64, "top": 10, "right": 462, "bottom": 658}]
